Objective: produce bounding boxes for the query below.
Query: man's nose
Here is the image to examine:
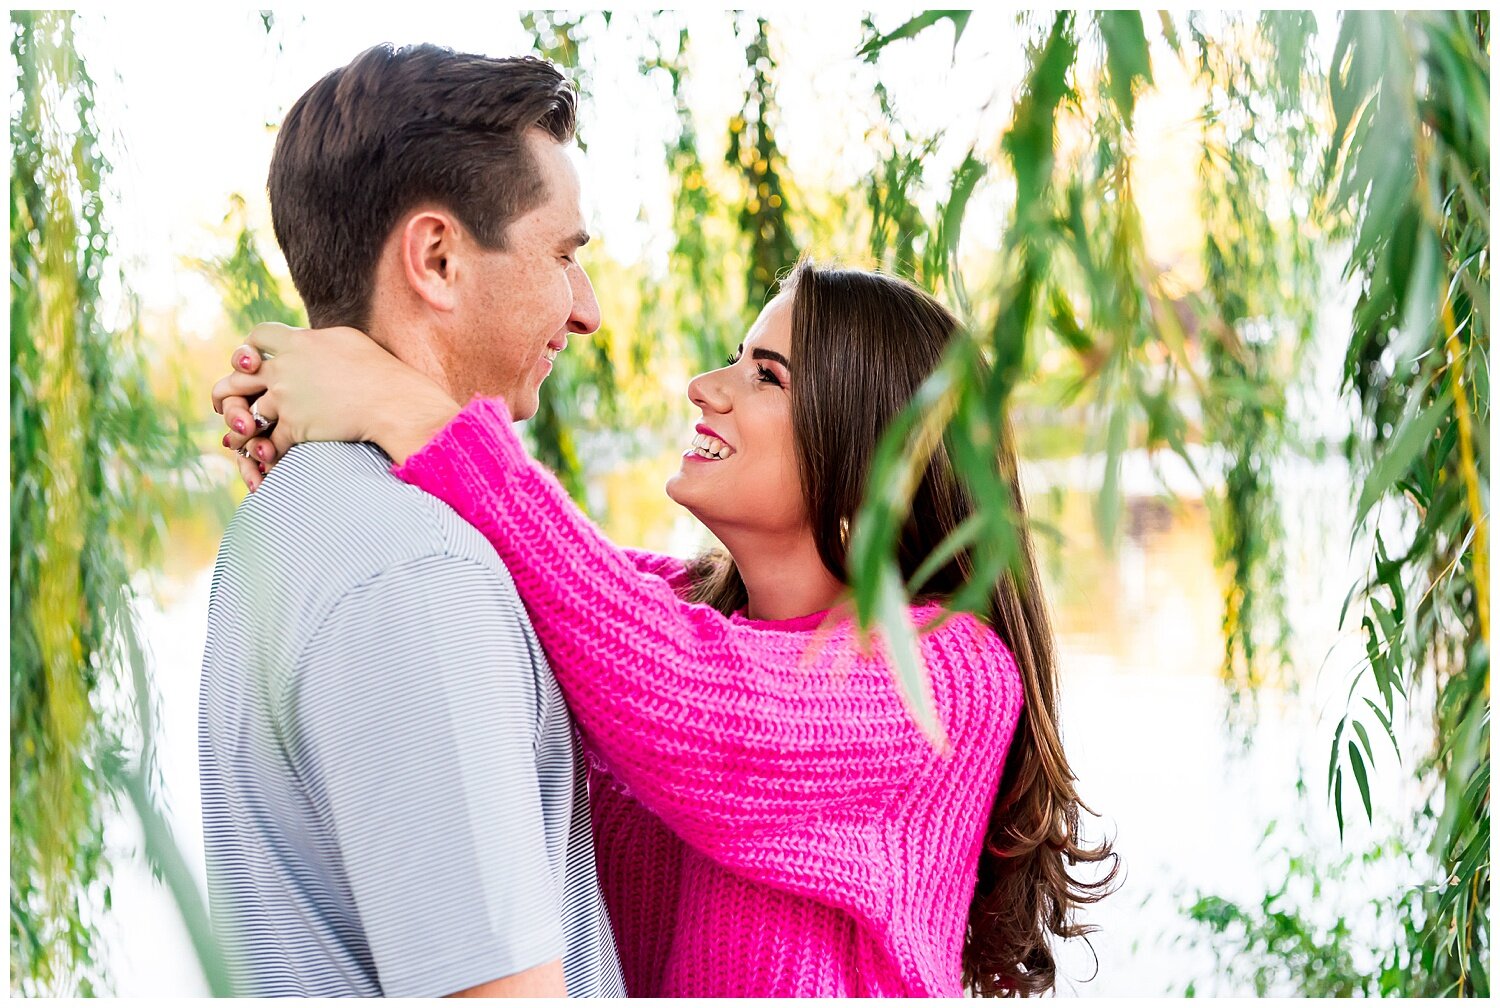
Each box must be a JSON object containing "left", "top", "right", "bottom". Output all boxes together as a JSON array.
[{"left": 568, "top": 264, "right": 601, "bottom": 335}]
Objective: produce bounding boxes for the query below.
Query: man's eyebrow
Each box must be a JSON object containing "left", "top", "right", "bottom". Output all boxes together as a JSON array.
[{"left": 751, "top": 348, "right": 791, "bottom": 369}]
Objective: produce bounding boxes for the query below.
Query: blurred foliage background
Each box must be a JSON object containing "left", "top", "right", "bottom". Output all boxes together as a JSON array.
[{"left": 9, "top": 8, "right": 1488, "bottom": 997}]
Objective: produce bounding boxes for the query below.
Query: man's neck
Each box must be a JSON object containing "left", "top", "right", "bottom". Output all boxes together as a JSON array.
[{"left": 366, "top": 314, "right": 456, "bottom": 400}]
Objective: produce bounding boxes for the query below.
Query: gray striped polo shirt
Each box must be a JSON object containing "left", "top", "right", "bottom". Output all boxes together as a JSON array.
[{"left": 198, "top": 441, "right": 623, "bottom": 997}]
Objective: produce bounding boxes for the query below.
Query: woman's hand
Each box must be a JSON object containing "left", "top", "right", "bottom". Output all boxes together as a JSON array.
[{"left": 213, "top": 322, "right": 461, "bottom": 490}]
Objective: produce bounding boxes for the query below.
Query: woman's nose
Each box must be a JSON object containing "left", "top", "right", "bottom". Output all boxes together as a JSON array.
[{"left": 687, "top": 367, "right": 731, "bottom": 414}]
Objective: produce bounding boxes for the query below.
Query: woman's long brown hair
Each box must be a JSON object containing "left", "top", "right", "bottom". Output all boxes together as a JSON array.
[{"left": 687, "top": 260, "right": 1121, "bottom": 995}]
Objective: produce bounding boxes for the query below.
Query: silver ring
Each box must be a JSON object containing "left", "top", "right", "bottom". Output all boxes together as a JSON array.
[
  {"left": 251, "top": 402, "right": 273, "bottom": 432},
  {"left": 235, "top": 447, "right": 252, "bottom": 459}
]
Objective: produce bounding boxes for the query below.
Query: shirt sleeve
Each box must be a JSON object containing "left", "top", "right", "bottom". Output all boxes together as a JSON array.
[{"left": 283, "top": 552, "right": 563, "bottom": 998}]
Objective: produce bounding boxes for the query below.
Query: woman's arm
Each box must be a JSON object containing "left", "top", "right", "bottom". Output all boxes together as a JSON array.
[
  {"left": 587, "top": 764, "right": 682, "bottom": 997},
  {"left": 619, "top": 548, "right": 693, "bottom": 598},
  {"left": 391, "top": 397, "right": 976, "bottom": 851}
]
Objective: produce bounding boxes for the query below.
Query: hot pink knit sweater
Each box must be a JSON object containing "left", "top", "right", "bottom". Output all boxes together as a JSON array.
[{"left": 392, "top": 396, "right": 1025, "bottom": 997}]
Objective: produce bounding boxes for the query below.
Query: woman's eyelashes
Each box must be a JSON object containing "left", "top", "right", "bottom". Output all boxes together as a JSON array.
[{"left": 724, "top": 349, "right": 786, "bottom": 387}]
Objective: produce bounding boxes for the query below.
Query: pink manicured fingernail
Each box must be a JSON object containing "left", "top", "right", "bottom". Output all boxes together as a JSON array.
[
  {"left": 258, "top": 463, "right": 267, "bottom": 475},
  {"left": 255, "top": 444, "right": 269, "bottom": 461},
  {"left": 233, "top": 418, "right": 246, "bottom": 434},
  {"left": 238, "top": 355, "right": 253, "bottom": 370},
  {"left": 222, "top": 434, "right": 230, "bottom": 447}
]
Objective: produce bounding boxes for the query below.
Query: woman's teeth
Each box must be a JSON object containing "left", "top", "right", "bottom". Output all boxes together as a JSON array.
[{"left": 690, "top": 433, "right": 733, "bottom": 460}]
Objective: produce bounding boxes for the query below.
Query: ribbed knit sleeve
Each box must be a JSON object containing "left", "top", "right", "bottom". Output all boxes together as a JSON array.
[
  {"left": 586, "top": 764, "right": 683, "bottom": 996},
  {"left": 620, "top": 547, "right": 693, "bottom": 597},
  {"left": 598, "top": 552, "right": 691, "bottom": 994},
  {"left": 393, "top": 396, "right": 1019, "bottom": 974}
]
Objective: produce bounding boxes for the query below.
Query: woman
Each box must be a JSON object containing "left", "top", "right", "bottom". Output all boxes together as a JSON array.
[{"left": 212, "top": 261, "right": 1118, "bottom": 997}]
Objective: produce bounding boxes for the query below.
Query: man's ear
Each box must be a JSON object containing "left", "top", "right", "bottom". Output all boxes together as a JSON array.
[{"left": 396, "top": 209, "right": 461, "bottom": 313}]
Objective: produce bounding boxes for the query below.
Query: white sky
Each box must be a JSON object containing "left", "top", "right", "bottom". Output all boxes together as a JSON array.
[{"left": 69, "top": 6, "right": 1034, "bottom": 338}]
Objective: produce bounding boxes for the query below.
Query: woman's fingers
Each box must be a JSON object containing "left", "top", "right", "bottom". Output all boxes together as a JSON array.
[
  {"left": 247, "top": 321, "right": 297, "bottom": 358},
  {"left": 219, "top": 320, "right": 301, "bottom": 493},
  {"left": 269, "top": 424, "right": 297, "bottom": 461},
  {"left": 248, "top": 394, "right": 278, "bottom": 425},
  {"left": 224, "top": 423, "right": 251, "bottom": 453},
  {"left": 223, "top": 398, "right": 259, "bottom": 438},
  {"left": 230, "top": 344, "right": 262, "bottom": 374},
  {"left": 235, "top": 451, "right": 262, "bottom": 492},
  {"left": 212, "top": 370, "right": 269, "bottom": 415},
  {"left": 221, "top": 395, "right": 253, "bottom": 444},
  {"left": 243, "top": 434, "right": 279, "bottom": 467}
]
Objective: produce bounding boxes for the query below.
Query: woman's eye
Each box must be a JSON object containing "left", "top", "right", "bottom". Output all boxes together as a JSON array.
[{"left": 755, "top": 365, "right": 783, "bottom": 387}]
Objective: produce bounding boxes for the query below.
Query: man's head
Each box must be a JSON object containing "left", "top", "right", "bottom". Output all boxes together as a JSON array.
[{"left": 269, "top": 44, "right": 599, "bottom": 417}]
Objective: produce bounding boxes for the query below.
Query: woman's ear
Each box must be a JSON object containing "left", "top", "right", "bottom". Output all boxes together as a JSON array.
[{"left": 397, "top": 209, "right": 461, "bottom": 313}]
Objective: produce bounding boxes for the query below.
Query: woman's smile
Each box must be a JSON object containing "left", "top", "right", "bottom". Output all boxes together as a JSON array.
[{"left": 685, "top": 423, "right": 735, "bottom": 462}]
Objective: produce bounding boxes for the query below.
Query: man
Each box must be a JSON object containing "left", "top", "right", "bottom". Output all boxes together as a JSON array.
[{"left": 199, "top": 44, "right": 624, "bottom": 997}]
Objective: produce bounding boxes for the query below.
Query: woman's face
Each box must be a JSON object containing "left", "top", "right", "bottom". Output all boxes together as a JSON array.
[{"left": 666, "top": 291, "right": 805, "bottom": 538}]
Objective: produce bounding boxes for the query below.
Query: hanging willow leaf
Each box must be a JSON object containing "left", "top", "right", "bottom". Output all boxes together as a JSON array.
[
  {"left": 935, "top": 151, "right": 985, "bottom": 312},
  {"left": 1096, "top": 10, "right": 1153, "bottom": 126},
  {"left": 120, "top": 772, "right": 231, "bottom": 995},
  {"left": 1003, "top": 12, "right": 1077, "bottom": 222},
  {"left": 1354, "top": 390, "right": 1453, "bottom": 525},
  {"left": 870, "top": 563, "right": 943, "bottom": 742},
  {"left": 1362, "top": 697, "right": 1402, "bottom": 763},
  {"left": 857, "top": 9, "right": 972, "bottom": 63},
  {"left": 11, "top": 10, "right": 202, "bottom": 993},
  {"left": 906, "top": 511, "right": 984, "bottom": 595},
  {"left": 1348, "top": 741, "right": 1374, "bottom": 823}
]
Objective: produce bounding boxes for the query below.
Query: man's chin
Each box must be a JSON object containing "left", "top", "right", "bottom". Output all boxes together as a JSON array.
[{"left": 498, "top": 388, "right": 540, "bottom": 422}]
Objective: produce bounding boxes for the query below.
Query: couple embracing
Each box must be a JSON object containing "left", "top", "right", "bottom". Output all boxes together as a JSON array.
[{"left": 199, "top": 43, "right": 1116, "bottom": 999}]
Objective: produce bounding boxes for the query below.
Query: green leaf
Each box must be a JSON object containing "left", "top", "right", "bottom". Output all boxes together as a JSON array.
[
  {"left": 1048, "top": 287, "right": 1094, "bottom": 353},
  {"left": 1351, "top": 719, "right": 1376, "bottom": 770},
  {"left": 1348, "top": 741, "right": 1374, "bottom": 823},
  {"left": 1369, "top": 596, "right": 1398, "bottom": 644},
  {"left": 1002, "top": 12, "right": 1077, "bottom": 212},
  {"left": 122, "top": 772, "right": 233, "bottom": 995},
  {"left": 857, "top": 10, "right": 972, "bottom": 63},
  {"left": 907, "top": 511, "right": 984, "bottom": 595},
  {"left": 1157, "top": 11, "right": 1182, "bottom": 55},
  {"left": 1355, "top": 391, "right": 1452, "bottom": 526},
  {"left": 1392, "top": 229, "right": 1441, "bottom": 363},
  {"left": 873, "top": 562, "right": 944, "bottom": 744},
  {"left": 1097, "top": 398, "right": 1129, "bottom": 548},
  {"left": 1333, "top": 770, "right": 1346, "bottom": 839},
  {"left": 937, "top": 151, "right": 986, "bottom": 310},
  {"left": 1097, "top": 10, "right": 1153, "bottom": 126},
  {"left": 1362, "top": 697, "right": 1402, "bottom": 764},
  {"left": 1327, "top": 714, "right": 1349, "bottom": 799}
]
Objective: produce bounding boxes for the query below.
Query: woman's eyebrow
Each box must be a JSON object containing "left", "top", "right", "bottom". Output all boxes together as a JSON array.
[{"left": 751, "top": 348, "right": 790, "bottom": 369}]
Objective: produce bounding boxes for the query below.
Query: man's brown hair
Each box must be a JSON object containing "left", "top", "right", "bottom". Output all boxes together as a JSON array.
[{"left": 268, "top": 43, "right": 577, "bottom": 328}]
